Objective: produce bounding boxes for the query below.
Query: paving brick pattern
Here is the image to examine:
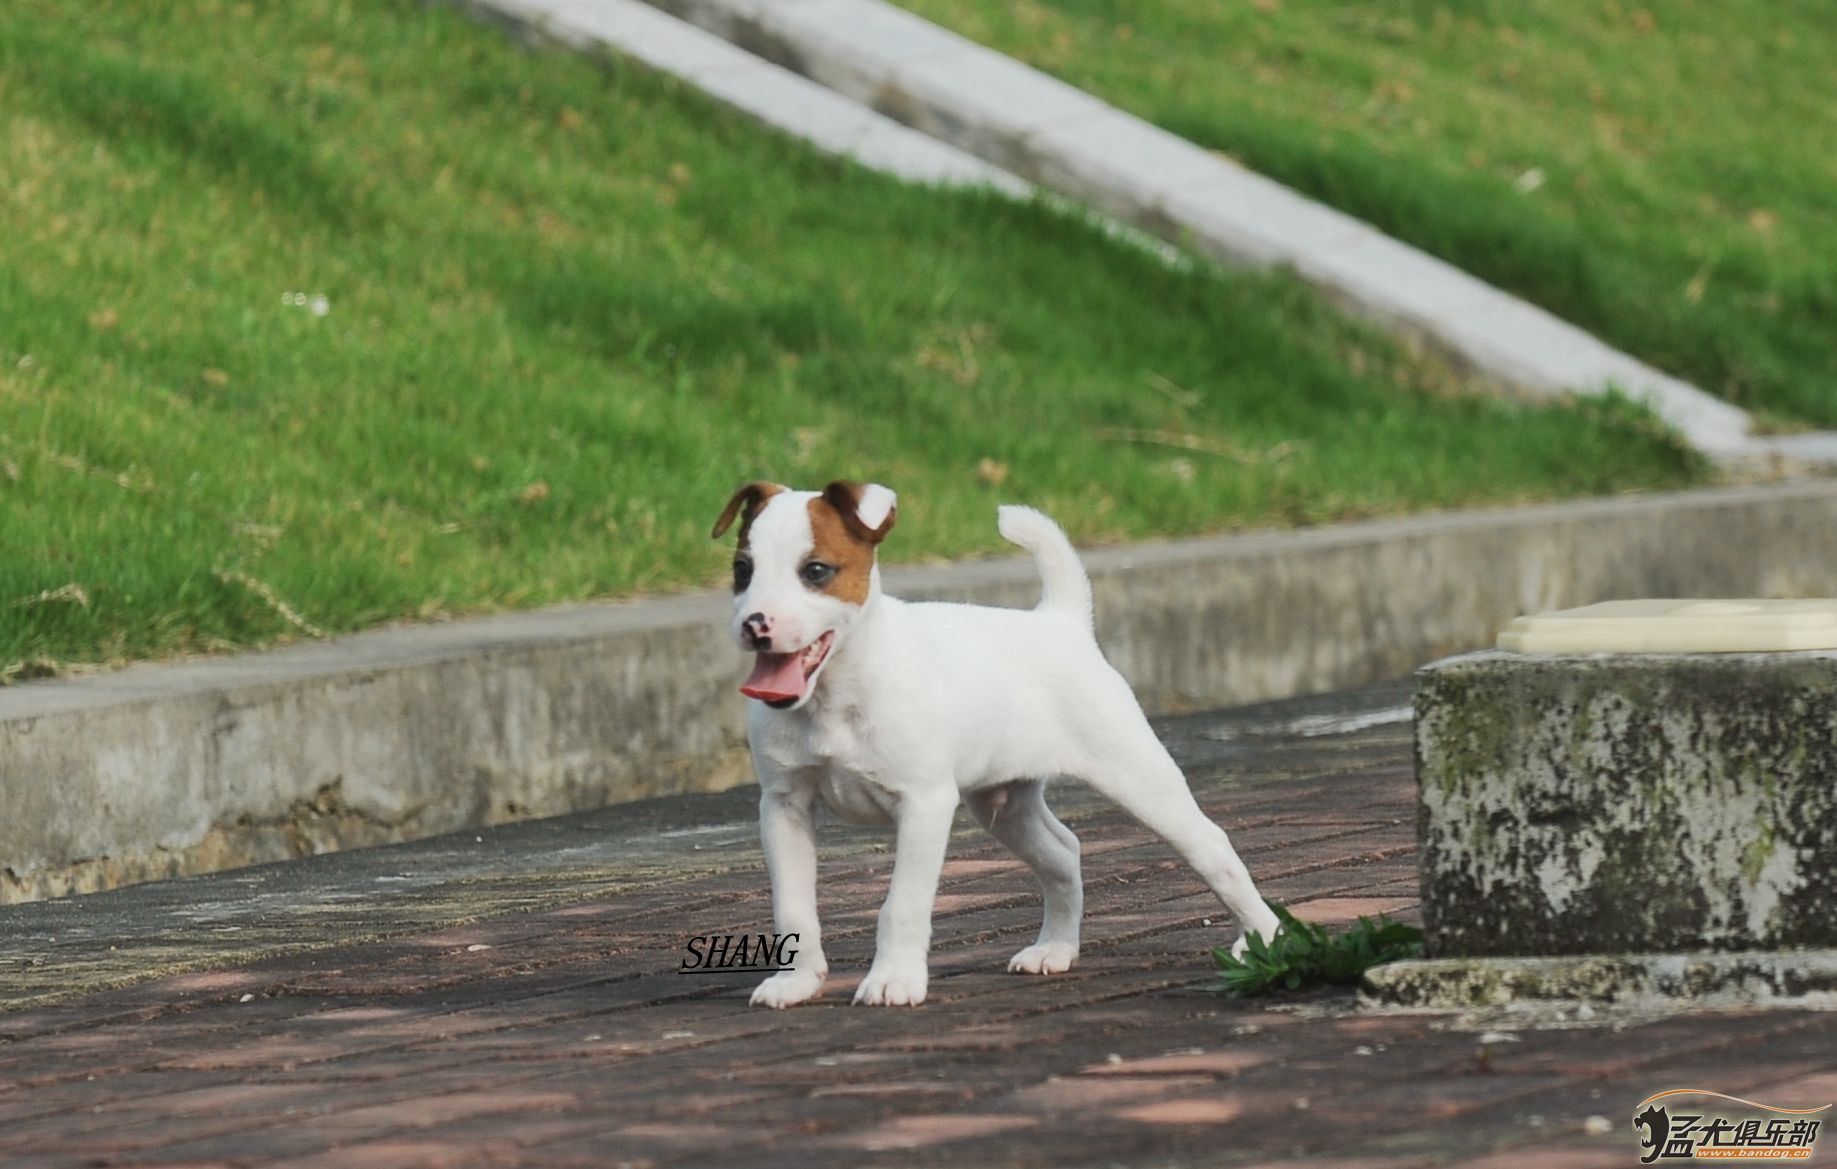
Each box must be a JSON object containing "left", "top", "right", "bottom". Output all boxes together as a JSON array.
[{"left": 1, "top": 689, "right": 1831, "bottom": 1167}]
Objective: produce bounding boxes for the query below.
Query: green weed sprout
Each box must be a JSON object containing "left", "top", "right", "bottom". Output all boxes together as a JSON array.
[{"left": 1214, "top": 902, "right": 1422, "bottom": 997}]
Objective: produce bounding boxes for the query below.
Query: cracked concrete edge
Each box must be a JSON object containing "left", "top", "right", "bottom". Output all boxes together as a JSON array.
[
  {"left": 1360, "top": 951, "right": 1837, "bottom": 1014},
  {"left": 628, "top": 0, "right": 1837, "bottom": 467},
  {"left": 5, "top": 479, "right": 1837, "bottom": 905}
]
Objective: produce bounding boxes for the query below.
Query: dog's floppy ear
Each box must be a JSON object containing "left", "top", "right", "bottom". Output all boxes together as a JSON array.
[
  {"left": 822, "top": 480, "right": 897, "bottom": 545},
  {"left": 711, "top": 482, "right": 786, "bottom": 539}
]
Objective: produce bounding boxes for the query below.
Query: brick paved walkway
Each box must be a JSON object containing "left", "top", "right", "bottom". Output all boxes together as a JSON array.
[{"left": 1, "top": 683, "right": 1830, "bottom": 1167}]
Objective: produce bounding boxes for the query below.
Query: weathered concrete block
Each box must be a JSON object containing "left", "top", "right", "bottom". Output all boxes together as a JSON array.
[{"left": 1415, "top": 651, "right": 1837, "bottom": 957}]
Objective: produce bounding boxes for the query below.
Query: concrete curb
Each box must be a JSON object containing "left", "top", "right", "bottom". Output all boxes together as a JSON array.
[
  {"left": 6, "top": 481, "right": 1837, "bottom": 903},
  {"left": 447, "top": 1, "right": 1191, "bottom": 266},
  {"left": 613, "top": 0, "right": 1837, "bottom": 467},
  {"left": 0, "top": 681, "right": 1413, "bottom": 1012},
  {"left": 450, "top": 0, "right": 1028, "bottom": 194}
]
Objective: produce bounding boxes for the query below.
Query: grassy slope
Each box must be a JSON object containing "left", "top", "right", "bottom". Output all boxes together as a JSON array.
[
  {"left": 0, "top": 0, "right": 1698, "bottom": 669},
  {"left": 899, "top": 0, "right": 1837, "bottom": 427}
]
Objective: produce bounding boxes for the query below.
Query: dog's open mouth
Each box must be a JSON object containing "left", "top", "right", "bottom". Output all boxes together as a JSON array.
[{"left": 740, "top": 630, "right": 835, "bottom": 707}]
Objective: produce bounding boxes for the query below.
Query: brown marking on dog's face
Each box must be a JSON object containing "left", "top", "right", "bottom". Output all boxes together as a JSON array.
[
  {"left": 711, "top": 482, "right": 787, "bottom": 552},
  {"left": 804, "top": 484, "right": 893, "bottom": 607},
  {"left": 714, "top": 482, "right": 787, "bottom": 595}
]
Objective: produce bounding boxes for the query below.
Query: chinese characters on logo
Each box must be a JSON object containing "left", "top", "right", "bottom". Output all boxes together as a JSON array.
[{"left": 1635, "top": 1092, "right": 1828, "bottom": 1162}]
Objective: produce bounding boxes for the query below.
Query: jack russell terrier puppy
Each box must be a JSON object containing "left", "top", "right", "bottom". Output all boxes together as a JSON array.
[{"left": 713, "top": 480, "right": 1281, "bottom": 1008}]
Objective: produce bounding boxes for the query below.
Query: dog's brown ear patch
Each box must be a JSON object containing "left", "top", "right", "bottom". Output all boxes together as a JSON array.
[
  {"left": 820, "top": 480, "right": 897, "bottom": 546},
  {"left": 711, "top": 482, "right": 786, "bottom": 546},
  {"left": 806, "top": 486, "right": 890, "bottom": 607}
]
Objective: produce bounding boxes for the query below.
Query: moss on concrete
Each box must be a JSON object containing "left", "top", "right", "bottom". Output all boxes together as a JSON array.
[
  {"left": 1362, "top": 950, "right": 1837, "bottom": 1012},
  {"left": 1415, "top": 651, "right": 1837, "bottom": 958}
]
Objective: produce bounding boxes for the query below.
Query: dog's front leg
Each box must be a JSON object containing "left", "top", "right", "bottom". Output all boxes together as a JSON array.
[
  {"left": 854, "top": 788, "right": 957, "bottom": 1007},
  {"left": 750, "top": 782, "right": 829, "bottom": 1008}
]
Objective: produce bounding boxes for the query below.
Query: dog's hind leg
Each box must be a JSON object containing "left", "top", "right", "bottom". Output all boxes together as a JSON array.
[
  {"left": 967, "top": 781, "right": 1082, "bottom": 974},
  {"left": 1077, "top": 717, "right": 1281, "bottom": 956}
]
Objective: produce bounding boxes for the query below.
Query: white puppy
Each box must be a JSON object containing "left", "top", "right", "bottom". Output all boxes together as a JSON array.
[{"left": 712, "top": 480, "right": 1281, "bottom": 1008}]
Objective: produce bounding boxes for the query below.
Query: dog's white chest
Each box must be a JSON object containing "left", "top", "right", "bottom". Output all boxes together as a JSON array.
[
  {"left": 817, "top": 771, "right": 897, "bottom": 825},
  {"left": 756, "top": 706, "right": 866, "bottom": 770},
  {"left": 807, "top": 713, "right": 864, "bottom": 765},
  {"left": 755, "top": 706, "right": 901, "bottom": 825},
  {"left": 802, "top": 717, "right": 902, "bottom": 825}
]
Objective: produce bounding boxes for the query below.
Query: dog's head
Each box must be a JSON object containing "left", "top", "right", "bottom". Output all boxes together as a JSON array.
[{"left": 711, "top": 480, "right": 897, "bottom": 710}]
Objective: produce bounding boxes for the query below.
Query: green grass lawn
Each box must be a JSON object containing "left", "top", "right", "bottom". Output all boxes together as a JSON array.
[
  {"left": 898, "top": 0, "right": 1837, "bottom": 428},
  {"left": 0, "top": 0, "right": 1700, "bottom": 672}
]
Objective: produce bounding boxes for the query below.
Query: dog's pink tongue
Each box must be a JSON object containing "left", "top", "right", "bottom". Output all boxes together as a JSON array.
[{"left": 741, "top": 652, "right": 806, "bottom": 703}]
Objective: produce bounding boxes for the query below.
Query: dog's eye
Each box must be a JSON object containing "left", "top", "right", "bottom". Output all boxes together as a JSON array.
[
  {"left": 732, "top": 559, "right": 753, "bottom": 592},
  {"left": 800, "top": 561, "right": 836, "bottom": 588}
]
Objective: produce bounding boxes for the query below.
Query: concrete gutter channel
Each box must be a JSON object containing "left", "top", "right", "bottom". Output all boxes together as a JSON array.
[{"left": 6, "top": 481, "right": 1837, "bottom": 907}]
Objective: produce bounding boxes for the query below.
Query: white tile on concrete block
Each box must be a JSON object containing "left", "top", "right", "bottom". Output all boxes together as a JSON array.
[{"left": 1499, "top": 599, "right": 1837, "bottom": 653}]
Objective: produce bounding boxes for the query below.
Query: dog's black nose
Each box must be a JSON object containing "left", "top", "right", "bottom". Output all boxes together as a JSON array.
[{"left": 742, "top": 611, "right": 771, "bottom": 651}]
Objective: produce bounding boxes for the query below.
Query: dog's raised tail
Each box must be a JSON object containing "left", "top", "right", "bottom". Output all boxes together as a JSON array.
[{"left": 997, "top": 505, "right": 1094, "bottom": 633}]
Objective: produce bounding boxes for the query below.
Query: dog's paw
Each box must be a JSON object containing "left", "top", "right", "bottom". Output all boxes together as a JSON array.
[
  {"left": 852, "top": 962, "right": 928, "bottom": 1007},
  {"left": 1227, "top": 920, "right": 1280, "bottom": 960},
  {"left": 750, "top": 968, "right": 825, "bottom": 1009},
  {"left": 1007, "top": 941, "right": 1078, "bottom": 975}
]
